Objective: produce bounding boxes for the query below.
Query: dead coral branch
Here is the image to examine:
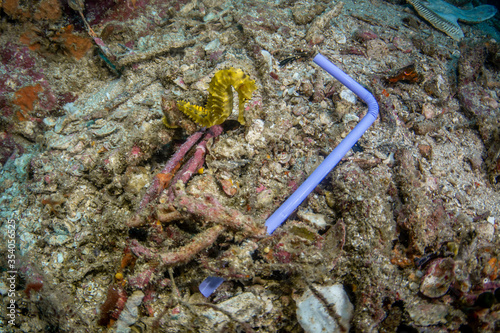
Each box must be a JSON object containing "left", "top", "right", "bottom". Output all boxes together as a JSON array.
[
  {"left": 175, "top": 191, "right": 266, "bottom": 237},
  {"left": 160, "top": 225, "right": 226, "bottom": 265}
]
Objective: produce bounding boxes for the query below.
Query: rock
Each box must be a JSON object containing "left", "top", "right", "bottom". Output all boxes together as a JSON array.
[
  {"left": 256, "top": 189, "right": 274, "bottom": 208},
  {"left": 421, "top": 103, "right": 437, "bottom": 119},
  {"left": 204, "top": 38, "right": 221, "bottom": 52},
  {"left": 407, "top": 301, "right": 449, "bottom": 326},
  {"left": 340, "top": 89, "right": 357, "bottom": 104},
  {"left": 458, "top": 82, "right": 500, "bottom": 186},
  {"left": 200, "top": 292, "right": 265, "bottom": 327},
  {"left": 423, "top": 75, "right": 450, "bottom": 99},
  {"left": 353, "top": 29, "right": 378, "bottom": 42},
  {"left": 458, "top": 41, "right": 488, "bottom": 85},
  {"left": 412, "top": 120, "right": 439, "bottom": 135},
  {"left": 292, "top": 3, "right": 327, "bottom": 25},
  {"left": 260, "top": 50, "right": 273, "bottom": 72},
  {"left": 305, "top": 2, "right": 344, "bottom": 43},
  {"left": 296, "top": 284, "right": 354, "bottom": 333},
  {"left": 418, "top": 144, "right": 432, "bottom": 160}
]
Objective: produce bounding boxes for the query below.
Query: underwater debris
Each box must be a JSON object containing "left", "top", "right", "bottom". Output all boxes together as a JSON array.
[
  {"left": 385, "top": 64, "right": 423, "bottom": 84},
  {"left": 117, "top": 39, "right": 196, "bottom": 67},
  {"left": 420, "top": 257, "right": 456, "bottom": 298},
  {"left": 278, "top": 49, "right": 313, "bottom": 67},
  {"left": 406, "top": 0, "right": 497, "bottom": 41},
  {"left": 68, "top": 0, "right": 121, "bottom": 73},
  {"left": 305, "top": 1, "right": 344, "bottom": 45},
  {"left": 98, "top": 284, "right": 128, "bottom": 327},
  {"left": 161, "top": 96, "right": 197, "bottom": 133},
  {"left": 177, "top": 68, "right": 257, "bottom": 127},
  {"left": 296, "top": 283, "right": 354, "bottom": 333},
  {"left": 160, "top": 225, "right": 226, "bottom": 265},
  {"left": 128, "top": 125, "right": 223, "bottom": 228},
  {"left": 132, "top": 130, "right": 203, "bottom": 217}
]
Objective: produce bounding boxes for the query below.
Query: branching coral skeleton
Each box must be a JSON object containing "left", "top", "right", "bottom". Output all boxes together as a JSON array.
[
  {"left": 127, "top": 123, "right": 265, "bottom": 271},
  {"left": 122, "top": 125, "right": 269, "bottom": 329}
]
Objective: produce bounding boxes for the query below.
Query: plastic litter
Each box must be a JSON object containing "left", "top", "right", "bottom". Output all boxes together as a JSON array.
[
  {"left": 265, "top": 53, "right": 379, "bottom": 234},
  {"left": 199, "top": 276, "right": 225, "bottom": 298}
]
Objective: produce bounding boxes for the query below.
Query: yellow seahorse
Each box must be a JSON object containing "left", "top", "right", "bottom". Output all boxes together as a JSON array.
[{"left": 176, "top": 68, "right": 257, "bottom": 127}]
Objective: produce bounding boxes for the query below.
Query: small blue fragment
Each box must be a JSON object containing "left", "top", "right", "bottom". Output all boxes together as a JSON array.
[{"left": 199, "top": 276, "right": 224, "bottom": 297}]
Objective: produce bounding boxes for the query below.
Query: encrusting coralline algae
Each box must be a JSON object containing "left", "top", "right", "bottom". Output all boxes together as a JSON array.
[{"left": 0, "top": 0, "right": 499, "bottom": 332}]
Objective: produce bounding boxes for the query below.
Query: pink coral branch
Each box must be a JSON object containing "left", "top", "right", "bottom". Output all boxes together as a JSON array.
[
  {"left": 166, "top": 125, "right": 223, "bottom": 200},
  {"left": 129, "top": 225, "right": 226, "bottom": 266},
  {"left": 128, "top": 130, "right": 205, "bottom": 227},
  {"left": 175, "top": 191, "right": 266, "bottom": 237},
  {"left": 138, "top": 130, "right": 204, "bottom": 211},
  {"left": 129, "top": 239, "right": 156, "bottom": 260},
  {"left": 170, "top": 142, "right": 207, "bottom": 192},
  {"left": 160, "top": 224, "right": 225, "bottom": 265}
]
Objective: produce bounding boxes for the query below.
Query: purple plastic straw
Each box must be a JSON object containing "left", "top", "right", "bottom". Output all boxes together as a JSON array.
[
  {"left": 265, "top": 53, "right": 379, "bottom": 233},
  {"left": 200, "top": 53, "right": 379, "bottom": 297}
]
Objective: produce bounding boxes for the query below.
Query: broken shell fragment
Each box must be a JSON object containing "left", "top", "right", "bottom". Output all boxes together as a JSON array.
[
  {"left": 219, "top": 178, "right": 238, "bottom": 196},
  {"left": 296, "top": 284, "right": 354, "bottom": 333},
  {"left": 420, "top": 257, "right": 456, "bottom": 298}
]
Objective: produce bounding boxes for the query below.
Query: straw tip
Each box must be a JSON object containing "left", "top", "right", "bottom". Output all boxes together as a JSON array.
[{"left": 199, "top": 276, "right": 225, "bottom": 297}]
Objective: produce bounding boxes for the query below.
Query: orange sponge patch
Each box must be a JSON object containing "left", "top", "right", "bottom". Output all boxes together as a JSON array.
[
  {"left": 55, "top": 25, "right": 93, "bottom": 60},
  {"left": 13, "top": 84, "right": 43, "bottom": 120}
]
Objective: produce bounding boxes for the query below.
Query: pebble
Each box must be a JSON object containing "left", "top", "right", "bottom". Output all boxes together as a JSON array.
[
  {"left": 366, "top": 39, "right": 389, "bottom": 59},
  {"left": 421, "top": 103, "right": 437, "bottom": 119},
  {"left": 63, "top": 102, "right": 78, "bottom": 115},
  {"left": 203, "top": 12, "right": 217, "bottom": 22},
  {"left": 475, "top": 222, "right": 494, "bottom": 242},
  {"left": 245, "top": 119, "right": 265, "bottom": 145},
  {"left": 45, "top": 132, "right": 77, "bottom": 150},
  {"left": 54, "top": 117, "right": 67, "bottom": 133},
  {"left": 418, "top": 144, "right": 432, "bottom": 160},
  {"left": 296, "top": 284, "right": 354, "bottom": 333},
  {"left": 297, "top": 209, "right": 327, "bottom": 228},
  {"left": 43, "top": 117, "right": 57, "bottom": 127},
  {"left": 256, "top": 189, "right": 274, "bottom": 208},
  {"left": 343, "top": 113, "right": 360, "bottom": 123},
  {"left": 292, "top": 3, "right": 327, "bottom": 25},
  {"left": 126, "top": 168, "right": 150, "bottom": 194},
  {"left": 340, "top": 89, "right": 357, "bottom": 104},
  {"left": 92, "top": 123, "right": 118, "bottom": 137},
  {"left": 204, "top": 38, "right": 221, "bottom": 52},
  {"left": 332, "top": 30, "right": 347, "bottom": 44},
  {"left": 260, "top": 50, "right": 273, "bottom": 72}
]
